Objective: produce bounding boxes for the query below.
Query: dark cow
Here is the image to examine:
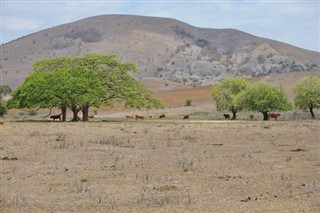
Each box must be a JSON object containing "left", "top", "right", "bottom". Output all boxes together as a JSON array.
[
  {"left": 159, "top": 114, "right": 166, "bottom": 119},
  {"left": 268, "top": 112, "right": 281, "bottom": 120},
  {"left": 135, "top": 114, "right": 144, "bottom": 120},
  {"left": 223, "top": 113, "right": 230, "bottom": 120},
  {"left": 50, "top": 114, "right": 61, "bottom": 121},
  {"left": 126, "top": 115, "right": 134, "bottom": 119},
  {"left": 249, "top": 114, "right": 254, "bottom": 120},
  {"left": 88, "top": 115, "right": 94, "bottom": 119},
  {"left": 183, "top": 115, "right": 189, "bottom": 120}
]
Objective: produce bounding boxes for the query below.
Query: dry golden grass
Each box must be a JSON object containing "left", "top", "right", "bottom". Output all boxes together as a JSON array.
[{"left": 1, "top": 120, "right": 319, "bottom": 212}]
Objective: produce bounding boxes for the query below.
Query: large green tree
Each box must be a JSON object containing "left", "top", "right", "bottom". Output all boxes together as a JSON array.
[
  {"left": 8, "top": 68, "right": 106, "bottom": 121},
  {"left": 236, "top": 83, "right": 292, "bottom": 120},
  {"left": 293, "top": 76, "right": 320, "bottom": 119},
  {"left": 8, "top": 54, "right": 162, "bottom": 121},
  {"left": 212, "top": 77, "right": 250, "bottom": 120}
]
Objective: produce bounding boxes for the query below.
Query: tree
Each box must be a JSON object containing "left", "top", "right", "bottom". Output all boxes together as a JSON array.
[
  {"left": 293, "top": 76, "right": 320, "bottom": 119},
  {"left": 236, "top": 83, "right": 292, "bottom": 120},
  {"left": 0, "top": 85, "right": 11, "bottom": 117},
  {"left": 212, "top": 77, "right": 250, "bottom": 120},
  {"left": 8, "top": 67, "right": 106, "bottom": 121},
  {"left": 9, "top": 54, "right": 162, "bottom": 121}
]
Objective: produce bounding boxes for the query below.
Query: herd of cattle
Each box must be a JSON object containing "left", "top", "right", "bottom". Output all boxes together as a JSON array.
[
  {"left": 124, "top": 112, "right": 281, "bottom": 121},
  {"left": 0, "top": 112, "right": 282, "bottom": 124},
  {"left": 125, "top": 113, "right": 190, "bottom": 120}
]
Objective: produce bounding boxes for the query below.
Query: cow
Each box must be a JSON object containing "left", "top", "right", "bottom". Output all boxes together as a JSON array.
[
  {"left": 88, "top": 115, "right": 94, "bottom": 119},
  {"left": 126, "top": 115, "right": 134, "bottom": 119},
  {"left": 183, "top": 115, "right": 189, "bottom": 120},
  {"left": 149, "top": 114, "right": 153, "bottom": 119},
  {"left": 223, "top": 113, "right": 230, "bottom": 120},
  {"left": 268, "top": 112, "right": 281, "bottom": 120},
  {"left": 159, "top": 114, "right": 166, "bottom": 119},
  {"left": 50, "top": 114, "right": 61, "bottom": 121},
  {"left": 249, "top": 114, "right": 254, "bottom": 120},
  {"left": 0, "top": 120, "right": 4, "bottom": 125},
  {"left": 135, "top": 114, "right": 144, "bottom": 120}
]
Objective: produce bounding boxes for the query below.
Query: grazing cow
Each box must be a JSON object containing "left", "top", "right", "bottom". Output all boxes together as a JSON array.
[
  {"left": 135, "top": 114, "right": 144, "bottom": 120},
  {"left": 149, "top": 114, "right": 153, "bottom": 119},
  {"left": 159, "top": 114, "right": 166, "bottom": 119},
  {"left": 249, "top": 114, "right": 254, "bottom": 120},
  {"left": 126, "top": 115, "right": 134, "bottom": 119},
  {"left": 50, "top": 114, "right": 61, "bottom": 121},
  {"left": 183, "top": 115, "right": 189, "bottom": 120},
  {"left": 0, "top": 120, "right": 4, "bottom": 125},
  {"left": 268, "top": 112, "right": 281, "bottom": 120},
  {"left": 223, "top": 113, "right": 230, "bottom": 120}
]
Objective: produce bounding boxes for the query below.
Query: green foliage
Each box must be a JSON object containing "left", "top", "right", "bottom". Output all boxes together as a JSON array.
[
  {"left": 212, "top": 77, "right": 250, "bottom": 113},
  {"left": 0, "top": 85, "right": 11, "bottom": 97},
  {"left": 0, "top": 85, "right": 11, "bottom": 117},
  {"left": 293, "top": 76, "right": 320, "bottom": 110},
  {"left": 9, "top": 54, "right": 162, "bottom": 121},
  {"left": 236, "top": 83, "right": 292, "bottom": 112},
  {"left": 0, "top": 101, "right": 7, "bottom": 117},
  {"left": 185, "top": 99, "right": 192, "bottom": 106}
]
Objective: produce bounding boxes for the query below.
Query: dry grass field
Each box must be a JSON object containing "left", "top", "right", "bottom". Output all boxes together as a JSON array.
[{"left": 1, "top": 119, "right": 319, "bottom": 212}]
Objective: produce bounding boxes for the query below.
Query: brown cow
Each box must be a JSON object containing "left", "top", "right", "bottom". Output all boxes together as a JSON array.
[
  {"left": 50, "top": 114, "right": 61, "bottom": 121},
  {"left": 135, "top": 114, "right": 144, "bottom": 120},
  {"left": 249, "top": 114, "right": 254, "bottom": 120},
  {"left": 0, "top": 120, "right": 4, "bottom": 125},
  {"left": 126, "top": 115, "right": 134, "bottom": 119},
  {"left": 183, "top": 115, "right": 189, "bottom": 120},
  {"left": 268, "top": 112, "right": 281, "bottom": 120},
  {"left": 88, "top": 115, "right": 94, "bottom": 119},
  {"left": 223, "top": 113, "right": 230, "bottom": 120},
  {"left": 159, "top": 114, "right": 166, "bottom": 119}
]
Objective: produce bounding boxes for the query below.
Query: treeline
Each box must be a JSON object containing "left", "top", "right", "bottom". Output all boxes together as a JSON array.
[{"left": 212, "top": 76, "right": 320, "bottom": 120}]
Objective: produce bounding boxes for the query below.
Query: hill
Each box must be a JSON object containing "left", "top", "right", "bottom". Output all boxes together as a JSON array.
[{"left": 1, "top": 14, "right": 319, "bottom": 90}]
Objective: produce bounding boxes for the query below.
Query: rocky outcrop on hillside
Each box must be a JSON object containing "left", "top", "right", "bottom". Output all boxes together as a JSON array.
[{"left": 1, "top": 15, "right": 319, "bottom": 88}]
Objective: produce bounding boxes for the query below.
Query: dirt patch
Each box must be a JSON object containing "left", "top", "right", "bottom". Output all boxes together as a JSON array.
[{"left": 0, "top": 120, "right": 319, "bottom": 212}]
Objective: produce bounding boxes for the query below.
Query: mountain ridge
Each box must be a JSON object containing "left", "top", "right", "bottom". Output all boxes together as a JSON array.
[{"left": 1, "top": 14, "right": 319, "bottom": 89}]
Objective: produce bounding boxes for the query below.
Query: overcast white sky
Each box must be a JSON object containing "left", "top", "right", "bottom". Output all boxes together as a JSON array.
[{"left": 1, "top": 0, "right": 319, "bottom": 52}]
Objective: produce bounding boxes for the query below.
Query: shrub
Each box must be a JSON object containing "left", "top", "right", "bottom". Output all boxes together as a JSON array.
[
  {"left": 185, "top": 99, "right": 192, "bottom": 106},
  {"left": 0, "top": 101, "right": 6, "bottom": 117}
]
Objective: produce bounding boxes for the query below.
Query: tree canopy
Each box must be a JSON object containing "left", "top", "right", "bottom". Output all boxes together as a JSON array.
[
  {"left": 212, "top": 77, "right": 250, "bottom": 120},
  {"left": 8, "top": 54, "right": 163, "bottom": 121},
  {"left": 236, "top": 82, "right": 292, "bottom": 120},
  {"left": 293, "top": 76, "right": 320, "bottom": 119}
]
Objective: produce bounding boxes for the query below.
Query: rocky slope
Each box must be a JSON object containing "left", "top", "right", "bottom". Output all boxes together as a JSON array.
[{"left": 1, "top": 14, "right": 319, "bottom": 89}]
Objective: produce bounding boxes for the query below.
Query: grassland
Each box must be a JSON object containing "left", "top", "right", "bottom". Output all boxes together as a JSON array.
[{"left": 1, "top": 119, "right": 319, "bottom": 212}]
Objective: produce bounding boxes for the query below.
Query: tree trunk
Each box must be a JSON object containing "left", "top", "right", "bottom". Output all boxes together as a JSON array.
[
  {"left": 309, "top": 107, "right": 315, "bottom": 119},
  {"left": 60, "top": 106, "right": 67, "bottom": 122},
  {"left": 71, "top": 105, "right": 81, "bottom": 122},
  {"left": 82, "top": 105, "right": 89, "bottom": 122},
  {"left": 231, "top": 110, "right": 237, "bottom": 120},
  {"left": 262, "top": 111, "right": 269, "bottom": 121}
]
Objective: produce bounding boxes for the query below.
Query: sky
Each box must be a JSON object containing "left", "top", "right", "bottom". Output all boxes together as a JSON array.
[{"left": 1, "top": 0, "right": 319, "bottom": 52}]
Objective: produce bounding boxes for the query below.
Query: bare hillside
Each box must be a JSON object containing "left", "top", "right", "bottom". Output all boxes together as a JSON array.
[{"left": 1, "top": 14, "right": 319, "bottom": 89}]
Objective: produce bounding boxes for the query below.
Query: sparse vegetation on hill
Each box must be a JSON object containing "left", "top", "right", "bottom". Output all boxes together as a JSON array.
[{"left": 1, "top": 15, "right": 319, "bottom": 89}]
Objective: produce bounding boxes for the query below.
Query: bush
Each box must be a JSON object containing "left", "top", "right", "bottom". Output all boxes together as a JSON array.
[
  {"left": 0, "top": 101, "right": 7, "bottom": 117},
  {"left": 185, "top": 99, "right": 192, "bottom": 106}
]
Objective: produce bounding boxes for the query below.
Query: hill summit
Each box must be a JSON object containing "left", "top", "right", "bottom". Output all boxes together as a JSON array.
[{"left": 1, "top": 14, "right": 319, "bottom": 89}]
